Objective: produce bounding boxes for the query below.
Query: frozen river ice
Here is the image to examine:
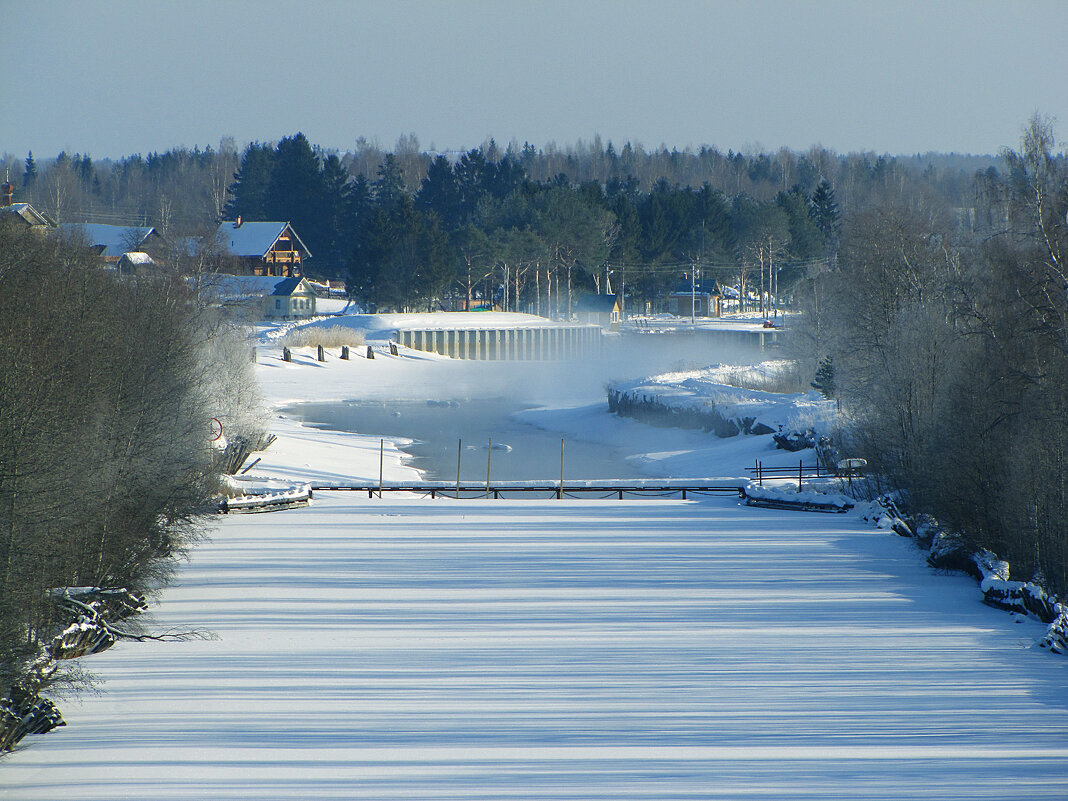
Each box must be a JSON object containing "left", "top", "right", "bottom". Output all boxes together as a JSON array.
[{"left": 5, "top": 491, "right": 1068, "bottom": 799}]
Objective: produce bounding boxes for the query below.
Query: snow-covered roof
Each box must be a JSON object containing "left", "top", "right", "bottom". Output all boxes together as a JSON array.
[
  {"left": 58, "top": 223, "right": 157, "bottom": 259},
  {"left": 119, "top": 251, "right": 154, "bottom": 265},
  {"left": 576, "top": 294, "right": 619, "bottom": 313},
  {"left": 217, "top": 221, "right": 312, "bottom": 259},
  {"left": 0, "top": 202, "right": 53, "bottom": 227},
  {"left": 669, "top": 278, "right": 721, "bottom": 295}
]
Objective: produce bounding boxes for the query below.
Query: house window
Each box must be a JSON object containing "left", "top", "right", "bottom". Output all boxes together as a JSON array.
[{"left": 275, "top": 299, "right": 281, "bottom": 309}]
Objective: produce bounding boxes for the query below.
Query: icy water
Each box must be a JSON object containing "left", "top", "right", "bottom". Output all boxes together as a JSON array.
[{"left": 284, "top": 397, "right": 646, "bottom": 481}]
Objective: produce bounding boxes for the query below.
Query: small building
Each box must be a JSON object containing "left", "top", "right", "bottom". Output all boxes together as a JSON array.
[
  {"left": 205, "top": 275, "right": 317, "bottom": 321},
  {"left": 216, "top": 219, "right": 311, "bottom": 277},
  {"left": 665, "top": 278, "right": 722, "bottom": 318},
  {"left": 0, "top": 202, "right": 54, "bottom": 232},
  {"left": 575, "top": 294, "right": 621, "bottom": 330},
  {"left": 115, "top": 251, "right": 157, "bottom": 274}
]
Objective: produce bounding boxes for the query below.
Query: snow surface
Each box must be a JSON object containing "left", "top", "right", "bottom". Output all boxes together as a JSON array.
[
  {"left": 609, "top": 364, "right": 833, "bottom": 437},
  {"left": 3, "top": 330, "right": 1068, "bottom": 799}
]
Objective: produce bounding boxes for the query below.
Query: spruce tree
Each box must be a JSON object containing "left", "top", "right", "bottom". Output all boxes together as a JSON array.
[
  {"left": 22, "top": 152, "right": 36, "bottom": 188},
  {"left": 810, "top": 356, "right": 835, "bottom": 399},
  {"left": 809, "top": 180, "right": 840, "bottom": 245},
  {"left": 224, "top": 142, "right": 276, "bottom": 220}
]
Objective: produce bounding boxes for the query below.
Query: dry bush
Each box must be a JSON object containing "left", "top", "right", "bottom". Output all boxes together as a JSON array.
[
  {"left": 278, "top": 325, "right": 365, "bottom": 349},
  {"left": 714, "top": 361, "right": 808, "bottom": 394}
]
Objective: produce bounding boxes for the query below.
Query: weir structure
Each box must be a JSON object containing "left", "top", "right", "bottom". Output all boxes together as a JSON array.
[{"left": 394, "top": 323, "right": 602, "bottom": 360}]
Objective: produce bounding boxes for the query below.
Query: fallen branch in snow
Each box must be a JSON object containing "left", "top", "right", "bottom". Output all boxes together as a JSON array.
[{"left": 54, "top": 592, "right": 215, "bottom": 650}]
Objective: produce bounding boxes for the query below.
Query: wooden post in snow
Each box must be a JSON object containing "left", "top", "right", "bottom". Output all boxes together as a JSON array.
[{"left": 559, "top": 438, "right": 565, "bottom": 500}]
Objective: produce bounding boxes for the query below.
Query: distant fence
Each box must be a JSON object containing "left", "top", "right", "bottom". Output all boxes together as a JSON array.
[{"left": 746, "top": 459, "right": 826, "bottom": 486}]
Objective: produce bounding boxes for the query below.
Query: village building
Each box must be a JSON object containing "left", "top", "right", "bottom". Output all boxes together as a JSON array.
[
  {"left": 664, "top": 277, "right": 722, "bottom": 318},
  {"left": 56, "top": 223, "right": 165, "bottom": 263},
  {"left": 0, "top": 201, "right": 54, "bottom": 232},
  {"left": 574, "top": 294, "right": 621, "bottom": 330},
  {"left": 204, "top": 274, "right": 317, "bottom": 321},
  {"left": 216, "top": 219, "right": 311, "bottom": 277},
  {"left": 115, "top": 251, "right": 157, "bottom": 274},
  {"left": 1, "top": 179, "right": 55, "bottom": 232}
]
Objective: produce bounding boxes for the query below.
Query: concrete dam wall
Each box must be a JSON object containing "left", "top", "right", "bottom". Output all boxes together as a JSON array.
[{"left": 395, "top": 324, "right": 602, "bottom": 360}]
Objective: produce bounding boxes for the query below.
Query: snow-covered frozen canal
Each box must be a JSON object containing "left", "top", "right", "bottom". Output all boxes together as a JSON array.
[
  {"left": 5, "top": 329, "right": 1068, "bottom": 798},
  {"left": 5, "top": 491, "right": 1068, "bottom": 799}
]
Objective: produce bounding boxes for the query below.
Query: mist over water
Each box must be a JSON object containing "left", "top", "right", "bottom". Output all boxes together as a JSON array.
[
  {"left": 283, "top": 331, "right": 775, "bottom": 480},
  {"left": 291, "top": 397, "right": 645, "bottom": 481}
]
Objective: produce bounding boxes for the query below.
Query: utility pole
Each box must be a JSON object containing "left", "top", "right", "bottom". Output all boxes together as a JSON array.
[{"left": 690, "top": 266, "right": 700, "bottom": 324}]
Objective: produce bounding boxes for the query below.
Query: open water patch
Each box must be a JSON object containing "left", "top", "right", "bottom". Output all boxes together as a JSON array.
[{"left": 282, "top": 398, "right": 647, "bottom": 482}]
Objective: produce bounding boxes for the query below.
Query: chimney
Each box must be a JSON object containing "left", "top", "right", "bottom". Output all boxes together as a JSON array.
[
  {"left": 235, "top": 215, "right": 242, "bottom": 228},
  {"left": 1, "top": 170, "right": 12, "bottom": 206}
]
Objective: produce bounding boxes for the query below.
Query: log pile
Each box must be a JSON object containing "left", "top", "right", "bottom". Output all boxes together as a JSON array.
[
  {"left": 883, "top": 514, "right": 1068, "bottom": 656},
  {"left": 0, "top": 587, "right": 150, "bottom": 751},
  {"left": 0, "top": 683, "right": 65, "bottom": 752}
]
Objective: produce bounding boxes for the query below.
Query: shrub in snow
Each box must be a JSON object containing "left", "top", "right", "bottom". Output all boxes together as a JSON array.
[{"left": 277, "top": 324, "right": 366, "bottom": 349}]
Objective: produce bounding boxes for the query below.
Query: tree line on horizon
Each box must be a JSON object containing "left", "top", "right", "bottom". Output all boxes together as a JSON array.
[{"left": 7, "top": 134, "right": 994, "bottom": 315}]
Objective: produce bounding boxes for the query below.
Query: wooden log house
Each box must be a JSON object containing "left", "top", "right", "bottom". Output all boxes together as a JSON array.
[{"left": 217, "top": 218, "right": 311, "bottom": 277}]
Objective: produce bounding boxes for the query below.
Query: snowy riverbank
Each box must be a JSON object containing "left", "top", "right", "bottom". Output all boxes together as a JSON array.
[{"left": 3, "top": 327, "right": 1068, "bottom": 800}]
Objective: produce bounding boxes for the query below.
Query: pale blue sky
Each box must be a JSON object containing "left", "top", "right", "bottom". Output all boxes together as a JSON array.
[{"left": 2, "top": 0, "right": 1066, "bottom": 159}]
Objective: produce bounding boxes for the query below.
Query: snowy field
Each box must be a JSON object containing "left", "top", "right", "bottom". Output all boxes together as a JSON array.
[{"left": 3, "top": 320, "right": 1068, "bottom": 799}]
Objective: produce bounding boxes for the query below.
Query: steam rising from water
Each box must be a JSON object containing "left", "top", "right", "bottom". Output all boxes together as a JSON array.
[{"left": 359, "top": 332, "right": 773, "bottom": 406}]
